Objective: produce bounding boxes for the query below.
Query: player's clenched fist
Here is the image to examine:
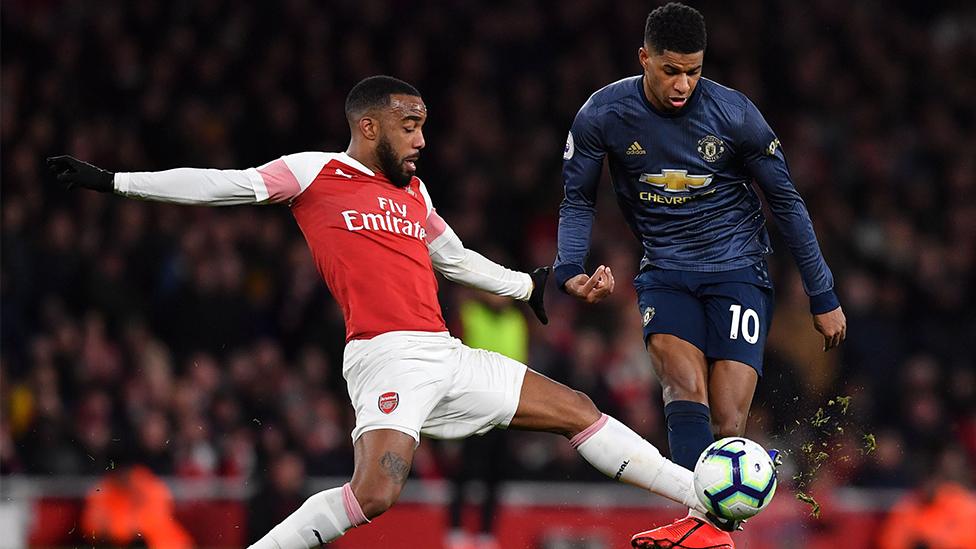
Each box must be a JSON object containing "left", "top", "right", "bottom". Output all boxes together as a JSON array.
[
  {"left": 813, "top": 306, "right": 847, "bottom": 351},
  {"left": 564, "top": 265, "right": 615, "bottom": 304}
]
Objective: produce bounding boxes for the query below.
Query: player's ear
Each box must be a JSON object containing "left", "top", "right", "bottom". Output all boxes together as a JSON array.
[
  {"left": 358, "top": 116, "right": 379, "bottom": 141},
  {"left": 638, "top": 46, "right": 650, "bottom": 71}
]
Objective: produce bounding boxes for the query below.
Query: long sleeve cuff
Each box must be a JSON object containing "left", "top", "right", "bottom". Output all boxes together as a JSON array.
[
  {"left": 554, "top": 264, "right": 586, "bottom": 292},
  {"left": 809, "top": 289, "right": 840, "bottom": 315},
  {"left": 113, "top": 172, "right": 128, "bottom": 194}
]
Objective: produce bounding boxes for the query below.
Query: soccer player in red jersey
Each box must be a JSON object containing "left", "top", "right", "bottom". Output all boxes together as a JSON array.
[{"left": 48, "top": 75, "right": 730, "bottom": 548}]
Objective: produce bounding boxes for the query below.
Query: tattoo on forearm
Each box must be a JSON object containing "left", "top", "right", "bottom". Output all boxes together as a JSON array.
[{"left": 379, "top": 451, "right": 410, "bottom": 485}]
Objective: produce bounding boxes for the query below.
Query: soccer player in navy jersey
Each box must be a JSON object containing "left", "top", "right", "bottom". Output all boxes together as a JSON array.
[{"left": 555, "top": 4, "right": 846, "bottom": 546}]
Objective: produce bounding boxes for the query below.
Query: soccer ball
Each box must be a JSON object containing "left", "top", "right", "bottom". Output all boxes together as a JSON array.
[{"left": 693, "top": 437, "right": 777, "bottom": 521}]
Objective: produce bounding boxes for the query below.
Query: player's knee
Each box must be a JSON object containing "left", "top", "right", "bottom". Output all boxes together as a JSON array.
[
  {"left": 648, "top": 342, "right": 707, "bottom": 402},
  {"left": 352, "top": 482, "right": 403, "bottom": 519},
  {"left": 573, "top": 389, "right": 600, "bottom": 418},
  {"left": 712, "top": 410, "right": 748, "bottom": 438},
  {"left": 660, "top": 375, "right": 708, "bottom": 404},
  {"left": 563, "top": 390, "right": 602, "bottom": 437}
]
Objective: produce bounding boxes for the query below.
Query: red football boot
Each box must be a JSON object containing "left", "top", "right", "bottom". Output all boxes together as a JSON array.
[{"left": 631, "top": 517, "right": 733, "bottom": 549}]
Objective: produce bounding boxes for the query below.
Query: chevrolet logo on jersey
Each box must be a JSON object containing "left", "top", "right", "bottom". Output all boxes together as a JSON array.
[{"left": 639, "top": 170, "right": 713, "bottom": 192}]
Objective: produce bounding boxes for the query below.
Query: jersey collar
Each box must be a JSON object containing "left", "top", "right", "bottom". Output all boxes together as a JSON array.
[{"left": 337, "top": 152, "right": 376, "bottom": 177}]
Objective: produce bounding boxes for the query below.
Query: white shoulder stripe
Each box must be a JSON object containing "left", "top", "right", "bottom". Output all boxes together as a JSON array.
[
  {"left": 280, "top": 152, "right": 339, "bottom": 192},
  {"left": 417, "top": 178, "right": 433, "bottom": 218}
]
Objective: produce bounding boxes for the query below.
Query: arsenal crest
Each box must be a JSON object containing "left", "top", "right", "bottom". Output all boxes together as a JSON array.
[{"left": 378, "top": 392, "right": 399, "bottom": 414}]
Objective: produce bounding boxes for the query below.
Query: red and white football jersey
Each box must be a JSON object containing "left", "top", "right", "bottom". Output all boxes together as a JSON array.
[
  {"left": 256, "top": 152, "right": 448, "bottom": 341},
  {"left": 116, "top": 150, "right": 531, "bottom": 342}
]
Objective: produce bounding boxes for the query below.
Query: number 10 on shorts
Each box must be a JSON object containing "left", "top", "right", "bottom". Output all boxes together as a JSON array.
[{"left": 729, "top": 304, "right": 760, "bottom": 344}]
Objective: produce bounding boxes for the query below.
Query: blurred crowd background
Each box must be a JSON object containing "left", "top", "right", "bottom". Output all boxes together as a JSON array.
[{"left": 2, "top": 0, "right": 975, "bottom": 545}]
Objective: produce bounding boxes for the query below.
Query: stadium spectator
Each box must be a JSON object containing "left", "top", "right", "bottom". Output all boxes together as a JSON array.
[
  {"left": 877, "top": 445, "right": 976, "bottom": 549},
  {"left": 80, "top": 463, "right": 194, "bottom": 549}
]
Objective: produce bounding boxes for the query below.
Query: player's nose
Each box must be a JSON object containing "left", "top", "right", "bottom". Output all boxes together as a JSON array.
[
  {"left": 413, "top": 130, "right": 425, "bottom": 150},
  {"left": 674, "top": 74, "right": 691, "bottom": 94}
]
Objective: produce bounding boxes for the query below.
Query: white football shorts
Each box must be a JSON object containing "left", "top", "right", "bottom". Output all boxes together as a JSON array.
[{"left": 343, "top": 330, "right": 527, "bottom": 443}]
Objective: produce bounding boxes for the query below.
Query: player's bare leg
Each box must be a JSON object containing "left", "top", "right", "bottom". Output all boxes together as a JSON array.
[
  {"left": 507, "top": 369, "right": 602, "bottom": 435},
  {"left": 633, "top": 335, "right": 737, "bottom": 547},
  {"left": 648, "top": 334, "right": 710, "bottom": 406},
  {"left": 508, "top": 370, "right": 705, "bottom": 511},
  {"left": 647, "top": 334, "right": 715, "bottom": 471},
  {"left": 349, "top": 428, "right": 416, "bottom": 518},
  {"left": 708, "top": 360, "right": 757, "bottom": 437},
  {"left": 248, "top": 429, "right": 415, "bottom": 549}
]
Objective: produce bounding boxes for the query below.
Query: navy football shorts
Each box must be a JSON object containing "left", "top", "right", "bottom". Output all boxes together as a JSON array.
[{"left": 633, "top": 260, "right": 774, "bottom": 375}]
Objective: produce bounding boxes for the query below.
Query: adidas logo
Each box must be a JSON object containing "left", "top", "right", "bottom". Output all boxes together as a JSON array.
[{"left": 626, "top": 141, "right": 646, "bottom": 155}]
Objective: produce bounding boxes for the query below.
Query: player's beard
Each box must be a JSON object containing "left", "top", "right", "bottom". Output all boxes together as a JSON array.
[{"left": 376, "top": 136, "right": 412, "bottom": 188}]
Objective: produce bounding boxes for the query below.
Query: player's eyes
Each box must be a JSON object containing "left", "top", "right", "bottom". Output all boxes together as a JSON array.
[{"left": 663, "top": 67, "right": 699, "bottom": 76}]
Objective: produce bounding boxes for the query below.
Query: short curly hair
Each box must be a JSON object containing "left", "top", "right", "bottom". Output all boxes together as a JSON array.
[
  {"left": 644, "top": 2, "right": 707, "bottom": 54},
  {"left": 345, "top": 75, "right": 421, "bottom": 122}
]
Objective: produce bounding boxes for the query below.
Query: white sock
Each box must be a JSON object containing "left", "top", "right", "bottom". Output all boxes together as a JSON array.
[
  {"left": 248, "top": 483, "right": 369, "bottom": 549},
  {"left": 689, "top": 507, "right": 708, "bottom": 521},
  {"left": 571, "top": 414, "right": 706, "bottom": 513}
]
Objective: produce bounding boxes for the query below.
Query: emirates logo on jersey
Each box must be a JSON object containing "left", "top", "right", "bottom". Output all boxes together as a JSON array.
[
  {"left": 341, "top": 197, "right": 427, "bottom": 241},
  {"left": 378, "top": 392, "right": 399, "bottom": 414}
]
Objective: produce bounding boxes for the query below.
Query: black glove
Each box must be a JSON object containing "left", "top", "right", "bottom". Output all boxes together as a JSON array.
[
  {"left": 46, "top": 155, "right": 115, "bottom": 192},
  {"left": 527, "top": 266, "right": 550, "bottom": 325}
]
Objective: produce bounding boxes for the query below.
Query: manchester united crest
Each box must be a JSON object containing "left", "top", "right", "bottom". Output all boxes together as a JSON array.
[
  {"left": 697, "top": 135, "right": 725, "bottom": 163},
  {"left": 642, "top": 307, "right": 656, "bottom": 327}
]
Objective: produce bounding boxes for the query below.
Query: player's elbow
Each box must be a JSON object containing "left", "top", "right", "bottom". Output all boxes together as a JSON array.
[
  {"left": 432, "top": 250, "right": 468, "bottom": 275},
  {"left": 559, "top": 200, "right": 596, "bottom": 216}
]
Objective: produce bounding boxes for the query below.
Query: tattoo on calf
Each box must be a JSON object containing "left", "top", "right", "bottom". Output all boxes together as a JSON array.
[{"left": 379, "top": 451, "right": 410, "bottom": 485}]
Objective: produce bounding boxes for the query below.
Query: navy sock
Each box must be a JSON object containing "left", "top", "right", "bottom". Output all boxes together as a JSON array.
[{"left": 664, "top": 400, "right": 714, "bottom": 471}]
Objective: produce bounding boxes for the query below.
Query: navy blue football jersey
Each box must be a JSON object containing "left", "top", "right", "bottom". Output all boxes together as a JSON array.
[{"left": 555, "top": 76, "right": 838, "bottom": 313}]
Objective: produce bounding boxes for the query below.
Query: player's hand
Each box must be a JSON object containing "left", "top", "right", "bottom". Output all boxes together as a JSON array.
[
  {"left": 46, "top": 155, "right": 115, "bottom": 192},
  {"left": 527, "top": 267, "right": 550, "bottom": 325},
  {"left": 564, "top": 265, "right": 615, "bottom": 304},
  {"left": 813, "top": 306, "right": 846, "bottom": 351}
]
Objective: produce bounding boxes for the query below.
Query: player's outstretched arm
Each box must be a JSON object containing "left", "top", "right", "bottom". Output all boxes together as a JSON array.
[
  {"left": 424, "top": 211, "right": 550, "bottom": 323},
  {"left": 45, "top": 153, "right": 311, "bottom": 206},
  {"left": 563, "top": 265, "right": 615, "bottom": 304},
  {"left": 418, "top": 179, "right": 547, "bottom": 323}
]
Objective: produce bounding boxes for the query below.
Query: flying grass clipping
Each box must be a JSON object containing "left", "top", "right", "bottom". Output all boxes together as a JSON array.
[{"left": 786, "top": 395, "right": 875, "bottom": 518}]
